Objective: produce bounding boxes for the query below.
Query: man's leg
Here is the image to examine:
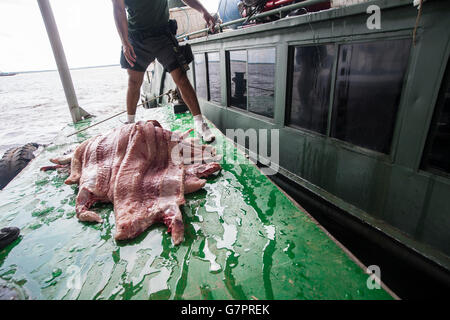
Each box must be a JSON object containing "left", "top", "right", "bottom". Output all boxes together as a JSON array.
[
  {"left": 170, "top": 67, "right": 215, "bottom": 142},
  {"left": 170, "top": 67, "right": 201, "bottom": 116},
  {"left": 126, "top": 69, "right": 145, "bottom": 123}
]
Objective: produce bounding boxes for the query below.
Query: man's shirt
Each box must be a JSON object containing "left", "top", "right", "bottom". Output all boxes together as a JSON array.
[{"left": 125, "top": 0, "right": 169, "bottom": 33}]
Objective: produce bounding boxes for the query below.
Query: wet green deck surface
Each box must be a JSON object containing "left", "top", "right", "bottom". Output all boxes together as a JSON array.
[{"left": 0, "top": 106, "right": 393, "bottom": 299}]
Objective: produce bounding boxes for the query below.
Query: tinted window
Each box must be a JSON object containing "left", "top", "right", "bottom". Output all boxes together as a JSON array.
[
  {"left": 423, "top": 60, "right": 450, "bottom": 174},
  {"left": 248, "top": 48, "right": 276, "bottom": 118},
  {"left": 288, "top": 45, "right": 335, "bottom": 134},
  {"left": 331, "top": 39, "right": 411, "bottom": 153},
  {"left": 207, "top": 52, "right": 221, "bottom": 104},
  {"left": 194, "top": 53, "right": 207, "bottom": 100},
  {"left": 228, "top": 50, "right": 247, "bottom": 110}
]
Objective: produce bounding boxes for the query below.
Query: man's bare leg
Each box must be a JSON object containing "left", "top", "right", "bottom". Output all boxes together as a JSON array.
[
  {"left": 170, "top": 67, "right": 201, "bottom": 116},
  {"left": 170, "top": 67, "right": 215, "bottom": 142},
  {"left": 126, "top": 69, "right": 145, "bottom": 123}
]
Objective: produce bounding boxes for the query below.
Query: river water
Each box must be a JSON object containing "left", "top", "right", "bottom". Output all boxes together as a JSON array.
[{"left": 0, "top": 66, "right": 128, "bottom": 158}]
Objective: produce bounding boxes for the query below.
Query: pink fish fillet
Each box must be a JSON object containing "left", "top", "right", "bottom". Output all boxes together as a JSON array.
[{"left": 47, "top": 120, "right": 221, "bottom": 245}]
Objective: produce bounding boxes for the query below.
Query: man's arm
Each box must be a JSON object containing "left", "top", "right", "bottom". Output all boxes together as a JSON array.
[
  {"left": 181, "top": 0, "right": 217, "bottom": 31},
  {"left": 111, "top": 0, "right": 136, "bottom": 67}
]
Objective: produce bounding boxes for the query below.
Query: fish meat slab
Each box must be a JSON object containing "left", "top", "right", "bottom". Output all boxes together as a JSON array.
[{"left": 45, "top": 120, "right": 221, "bottom": 244}]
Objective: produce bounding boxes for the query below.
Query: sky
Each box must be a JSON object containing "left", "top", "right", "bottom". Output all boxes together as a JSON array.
[{"left": 0, "top": 0, "right": 220, "bottom": 72}]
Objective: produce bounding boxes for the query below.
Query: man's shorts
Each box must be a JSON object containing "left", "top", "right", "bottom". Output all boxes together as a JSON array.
[{"left": 120, "top": 30, "right": 181, "bottom": 73}]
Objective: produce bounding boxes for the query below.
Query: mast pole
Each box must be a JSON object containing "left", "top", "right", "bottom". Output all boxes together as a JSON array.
[{"left": 37, "top": 0, "right": 90, "bottom": 123}]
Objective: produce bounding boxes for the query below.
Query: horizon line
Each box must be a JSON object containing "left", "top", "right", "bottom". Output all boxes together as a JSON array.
[{"left": 5, "top": 64, "right": 121, "bottom": 74}]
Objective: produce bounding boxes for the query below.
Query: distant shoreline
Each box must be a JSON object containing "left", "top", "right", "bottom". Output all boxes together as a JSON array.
[{"left": 9, "top": 64, "right": 120, "bottom": 75}]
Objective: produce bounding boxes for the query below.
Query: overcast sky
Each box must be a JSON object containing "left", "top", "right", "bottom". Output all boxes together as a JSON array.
[{"left": 0, "top": 0, "right": 219, "bottom": 72}]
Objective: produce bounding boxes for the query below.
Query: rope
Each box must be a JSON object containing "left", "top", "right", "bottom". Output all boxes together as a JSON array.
[
  {"left": 176, "top": 6, "right": 191, "bottom": 38},
  {"left": 413, "top": 0, "right": 424, "bottom": 46},
  {"left": 66, "top": 90, "right": 174, "bottom": 138}
]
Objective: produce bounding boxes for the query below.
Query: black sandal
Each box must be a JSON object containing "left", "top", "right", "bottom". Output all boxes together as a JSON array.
[{"left": 0, "top": 227, "right": 20, "bottom": 250}]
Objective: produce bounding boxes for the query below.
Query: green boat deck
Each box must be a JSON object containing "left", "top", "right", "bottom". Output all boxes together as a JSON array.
[{"left": 0, "top": 106, "right": 395, "bottom": 299}]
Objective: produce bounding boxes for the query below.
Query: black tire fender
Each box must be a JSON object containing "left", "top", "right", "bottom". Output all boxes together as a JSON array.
[{"left": 0, "top": 143, "right": 39, "bottom": 190}]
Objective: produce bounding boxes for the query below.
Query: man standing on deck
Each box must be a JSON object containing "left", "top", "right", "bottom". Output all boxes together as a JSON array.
[{"left": 112, "top": 0, "right": 216, "bottom": 142}]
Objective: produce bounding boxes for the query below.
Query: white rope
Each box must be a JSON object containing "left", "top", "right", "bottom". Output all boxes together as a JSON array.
[{"left": 66, "top": 90, "right": 175, "bottom": 138}]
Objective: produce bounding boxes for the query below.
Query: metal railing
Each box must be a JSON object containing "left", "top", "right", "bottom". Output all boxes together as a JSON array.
[{"left": 176, "top": 0, "right": 331, "bottom": 41}]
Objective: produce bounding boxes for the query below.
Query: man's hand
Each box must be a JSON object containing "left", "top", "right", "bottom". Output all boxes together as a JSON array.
[
  {"left": 182, "top": 0, "right": 221, "bottom": 33},
  {"left": 122, "top": 41, "right": 136, "bottom": 67},
  {"left": 112, "top": 0, "right": 136, "bottom": 66},
  {"left": 203, "top": 11, "right": 222, "bottom": 33},
  {"left": 203, "top": 11, "right": 216, "bottom": 32}
]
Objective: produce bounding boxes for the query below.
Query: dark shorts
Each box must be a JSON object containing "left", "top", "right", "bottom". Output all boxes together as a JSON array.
[{"left": 120, "top": 30, "right": 181, "bottom": 73}]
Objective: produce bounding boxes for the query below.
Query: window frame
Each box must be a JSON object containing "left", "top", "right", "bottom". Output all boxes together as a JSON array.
[
  {"left": 285, "top": 43, "right": 336, "bottom": 138},
  {"left": 420, "top": 58, "right": 450, "bottom": 178},
  {"left": 226, "top": 49, "right": 248, "bottom": 112},
  {"left": 193, "top": 52, "right": 209, "bottom": 101},
  {"left": 226, "top": 46, "right": 277, "bottom": 120},
  {"left": 284, "top": 35, "right": 413, "bottom": 160},
  {"left": 330, "top": 38, "right": 412, "bottom": 155},
  {"left": 206, "top": 51, "right": 221, "bottom": 105}
]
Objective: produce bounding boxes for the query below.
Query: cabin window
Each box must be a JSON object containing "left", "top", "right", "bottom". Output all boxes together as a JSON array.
[
  {"left": 248, "top": 48, "right": 276, "bottom": 118},
  {"left": 422, "top": 60, "right": 450, "bottom": 175},
  {"left": 287, "top": 44, "right": 335, "bottom": 134},
  {"left": 228, "top": 50, "right": 247, "bottom": 110},
  {"left": 227, "top": 48, "right": 276, "bottom": 118},
  {"left": 207, "top": 52, "right": 221, "bottom": 104},
  {"left": 194, "top": 53, "right": 208, "bottom": 100},
  {"left": 331, "top": 39, "right": 411, "bottom": 154}
]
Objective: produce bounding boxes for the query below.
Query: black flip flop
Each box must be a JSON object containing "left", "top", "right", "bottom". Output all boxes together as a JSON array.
[{"left": 0, "top": 227, "right": 20, "bottom": 250}]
